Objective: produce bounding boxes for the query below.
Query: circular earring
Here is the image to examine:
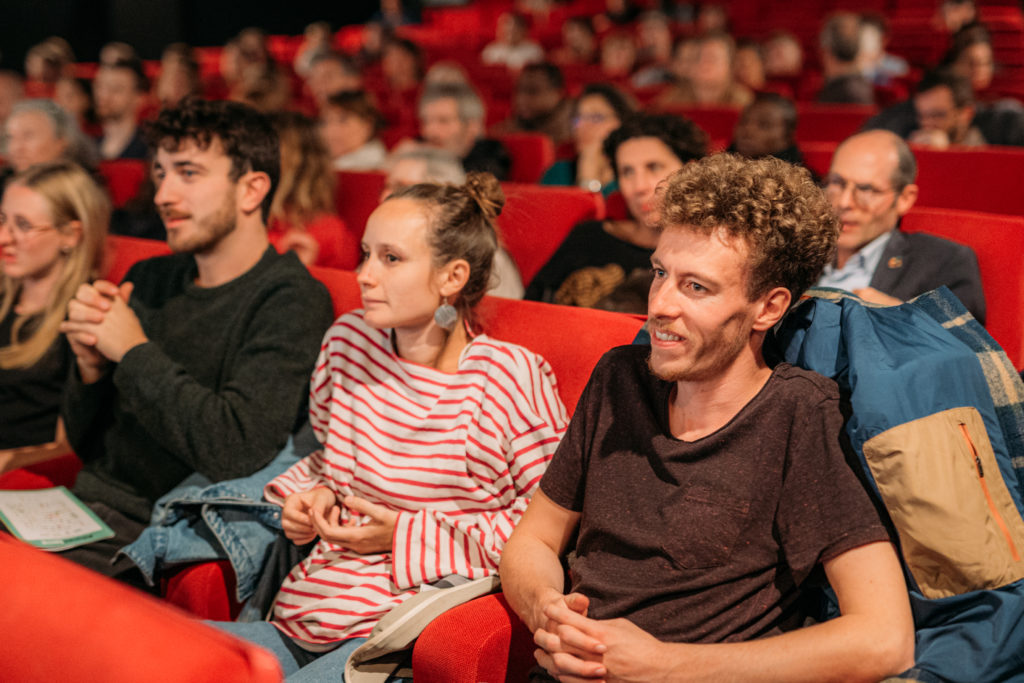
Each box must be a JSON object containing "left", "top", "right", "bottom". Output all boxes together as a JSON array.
[{"left": 433, "top": 297, "right": 458, "bottom": 331}]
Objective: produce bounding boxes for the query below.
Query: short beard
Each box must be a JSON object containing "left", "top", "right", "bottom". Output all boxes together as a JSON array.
[
  {"left": 167, "top": 192, "right": 237, "bottom": 255},
  {"left": 646, "top": 320, "right": 751, "bottom": 384}
]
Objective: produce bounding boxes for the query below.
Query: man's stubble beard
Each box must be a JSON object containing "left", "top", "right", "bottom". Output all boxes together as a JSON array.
[{"left": 167, "top": 192, "right": 238, "bottom": 256}]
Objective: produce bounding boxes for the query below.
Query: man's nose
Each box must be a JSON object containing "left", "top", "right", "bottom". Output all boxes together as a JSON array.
[{"left": 153, "top": 176, "right": 177, "bottom": 206}]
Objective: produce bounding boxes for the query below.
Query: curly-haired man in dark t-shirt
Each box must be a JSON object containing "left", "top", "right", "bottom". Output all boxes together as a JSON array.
[{"left": 501, "top": 154, "right": 915, "bottom": 682}]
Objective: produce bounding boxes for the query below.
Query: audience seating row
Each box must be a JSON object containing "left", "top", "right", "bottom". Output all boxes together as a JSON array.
[{"left": 94, "top": 160, "right": 1024, "bottom": 371}]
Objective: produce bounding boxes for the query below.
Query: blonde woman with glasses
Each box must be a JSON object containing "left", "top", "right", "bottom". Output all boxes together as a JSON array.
[{"left": 0, "top": 160, "right": 108, "bottom": 469}]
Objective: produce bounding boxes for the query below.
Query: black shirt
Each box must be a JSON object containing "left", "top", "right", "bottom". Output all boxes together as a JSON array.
[{"left": 0, "top": 310, "right": 70, "bottom": 449}]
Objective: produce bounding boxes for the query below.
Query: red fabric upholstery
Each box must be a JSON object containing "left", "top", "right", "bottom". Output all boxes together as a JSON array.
[
  {"left": 0, "top": 534, "right": 282, "bottom": 682},
  {"left": 412, "top": 593, "right": 535, "bottom": 683},
  {"left": 902, "top": 207, "right": 1024, "bottom": 369},
  {"left": 0, "top": 453, "right": 81, "bottom": 490},
  {"left": 801, "top": 140, "right": 836, "bottom": 179},
  {"left": 163, "top": 560, "right": 244, "bottom": 622},
  {"left": 912, "top": 146, "right": 1024, "bottom": 215},
  {"left": 495, "top": 132, "right": 557, "bottom": 184},
  {"left": 657, "top": 105, "right": 740, "bottom": 143},
  {"left": 498, "top": 183, "right": 604, "bottom": 285},
  {"left": 98, "top": 159, "right": 149, "bottom": 209},
  {"left": 334, "top": 170, "right": 386, "bottom": 247},
  {"left": 308, "top": 264, "right": 362, "bottom": 318},
  {"left": 104, "top": 235, "right": 172, "bottom": 283},
  {"left": 793, "top": 104, "right": 877, "bottom": 144}
]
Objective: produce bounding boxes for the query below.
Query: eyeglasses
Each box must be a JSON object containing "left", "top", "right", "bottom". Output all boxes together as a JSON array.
[
  {"left": 0, "top": 212, "right": 58, "bottom": 239},
  {"left": 821, "top": 174, "right": 897, "bottom": 208}
]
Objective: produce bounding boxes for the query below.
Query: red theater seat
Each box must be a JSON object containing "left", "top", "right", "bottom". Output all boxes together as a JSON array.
[
  {"left": 0, "top": 534, "right": 282, "bottom": 682},
  {"left": 794, "top": 103, "right": 876, "bottom": 144},
  {"left": 498, "top": 183, "right": 603, "bottom": 285},
  {"left": 103, "top": 234, "right": 172, "bottom": 283},
  {"left": 98, "top": 159, "right": 149, "bottom": 209},
  {"left": 657, "top": 105, "right": 740, "bottom": 143},
  {"left": 495, "top": 132, "right": 557, "bottom": 184},
  {"left": 333, "top": 170, "right": 387, "bottom": 246},
  {"left": 912, "top": 146, "right": 1024, "bottom": 216},
  {"left": 902, "top": 207, "right": 1024, "bottom": 369}
]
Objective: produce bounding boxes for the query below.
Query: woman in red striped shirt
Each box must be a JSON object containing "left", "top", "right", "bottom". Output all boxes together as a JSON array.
[{"left": 216, "top": 172, "right": 568, "bottom": 680}]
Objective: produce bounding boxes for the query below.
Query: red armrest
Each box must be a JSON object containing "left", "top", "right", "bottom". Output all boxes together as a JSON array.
[{"left": 413, "top": 593, "right": 535, "bottom": 683}]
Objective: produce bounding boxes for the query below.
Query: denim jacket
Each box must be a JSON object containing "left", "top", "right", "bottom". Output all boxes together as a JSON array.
[{"left": 118, "top": 425, "right": 317, "bottom": 602}]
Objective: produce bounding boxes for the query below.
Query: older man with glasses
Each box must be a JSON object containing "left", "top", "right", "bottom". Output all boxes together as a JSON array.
[{"left": 817, "top": 129, "right": 985, "bottom": 322}]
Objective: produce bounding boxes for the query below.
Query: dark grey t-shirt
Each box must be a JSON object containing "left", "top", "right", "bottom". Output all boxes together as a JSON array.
[{"left": 540, "top": 345, "right": 888, "bottom": 644}]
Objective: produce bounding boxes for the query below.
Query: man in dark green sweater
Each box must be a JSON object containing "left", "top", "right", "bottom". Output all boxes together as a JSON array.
[{"left": 59, "top": 99, "right": 334, "bottom": 583}]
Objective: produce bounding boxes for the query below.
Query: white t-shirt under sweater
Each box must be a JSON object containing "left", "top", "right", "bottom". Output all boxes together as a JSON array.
[{"left": 264, "top": 311, "right": 568, "bottom": 647}]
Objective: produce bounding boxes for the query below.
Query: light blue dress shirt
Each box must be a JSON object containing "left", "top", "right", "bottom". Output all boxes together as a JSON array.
[{"left": 817, "top": 230, "right": 894, "bottom": 292}]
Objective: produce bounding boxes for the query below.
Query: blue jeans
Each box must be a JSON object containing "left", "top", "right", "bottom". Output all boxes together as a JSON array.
[{"left": 209, "top": 621, "right": 366, "bottom": 682}]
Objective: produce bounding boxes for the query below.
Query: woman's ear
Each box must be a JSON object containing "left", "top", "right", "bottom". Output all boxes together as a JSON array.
[
  {"left": 437, "top": 258, "right": 471, "bottom": 299},
  {"left": 60, "top": 219, "right": 83, "bottom": 252}
]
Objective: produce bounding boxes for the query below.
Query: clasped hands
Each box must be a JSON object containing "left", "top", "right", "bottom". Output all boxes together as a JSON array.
[
  {"left": 59, "top": 280, "right": 149, "bottom": 382},
  {"left": 534, "top": 591, "right": 672, "bottom": 683},
  {"left": 281, "top": 487, "right": 397, "bottom": 554}
]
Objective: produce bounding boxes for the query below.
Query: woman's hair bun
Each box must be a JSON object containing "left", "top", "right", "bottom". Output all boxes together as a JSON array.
[{"left": 463, "top": 171, "right": 505, "bottom": 220}]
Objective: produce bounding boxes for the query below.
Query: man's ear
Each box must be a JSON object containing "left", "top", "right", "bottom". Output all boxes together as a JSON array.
[
  {"left": 237, "top": 171, "right": 272, "bottom": 217},
  {"left": 895, "top": 182, "right": 918, "bottom": 217},
  {"left": 437, "top": 258, "right": 471, "bottom": 299},
  {"left": 752, "top": 286, "right": 792, "bottom": 331}
]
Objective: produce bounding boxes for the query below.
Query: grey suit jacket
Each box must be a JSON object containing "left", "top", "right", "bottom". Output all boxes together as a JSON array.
[{"left": 870, "top": 229, "right": 986, "bottom": 325}]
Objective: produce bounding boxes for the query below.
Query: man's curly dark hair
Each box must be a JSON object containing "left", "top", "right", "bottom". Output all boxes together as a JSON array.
[
  {"left": 603, "top": 113, "right": 708, "bottom": 177},
  {"left": 658, "top": 153, "right": 839, "bottom": 306},
  {"left": 144, "top": 97, "right": 280, "bottom": 222}
]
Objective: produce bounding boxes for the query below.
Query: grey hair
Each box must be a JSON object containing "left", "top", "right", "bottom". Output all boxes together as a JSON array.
[
  {"left": 418, "top": 83, "right": 486, "bottom": 124},
  {"left": 7, "top": 98, "right": 99, "bottom": 170},
  {"left": 891, "top": 134, "right": 918, "bottom": 190},
  {"left": 387, "top": 147, "right": 467, "bottom": 184}
]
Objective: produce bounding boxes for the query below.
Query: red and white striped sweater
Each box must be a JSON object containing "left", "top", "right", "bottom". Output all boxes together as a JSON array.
[{"left": 264, "top": 312, "right": 568, "bottom": 647}]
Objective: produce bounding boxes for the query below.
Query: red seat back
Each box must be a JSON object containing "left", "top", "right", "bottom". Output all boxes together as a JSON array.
[
  {"left": 912, "top": 146, "right": 1024, "bottom": 216},
  {"left": 794, "top": 104, "right": 877, "bottom": 144},
  {"left": 901, "top": 207, "right": 1024, "bottom": 369},
  {"left": 657, "top": 105, "right": 740, "bottom": 143},
  {"left": 98, "top": 159, "right": 149, "bottom": 209},
  {"left": 474, "top": 297, "right": 643, "bottom": 413},
  {"left": 334, "top": 170, "right": 387, "bottom": 247},
  {"left": 494, "top": 132, "right": 556, "bottom": 183},
  {"left": 498, "top": 183, "right": 603, "bottom": 285},
  {"left": 104, "top": 235, "right": 172, "bottom": 282}
]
